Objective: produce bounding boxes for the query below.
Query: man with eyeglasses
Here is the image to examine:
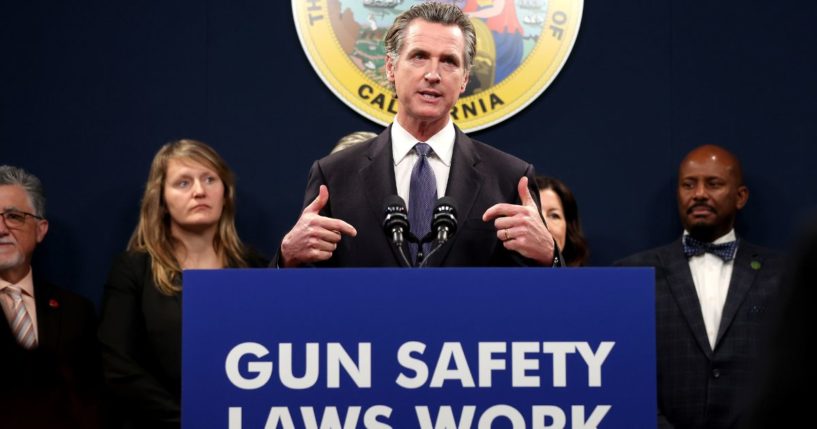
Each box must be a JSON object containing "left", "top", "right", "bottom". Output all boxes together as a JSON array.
[{"left": 0, "top": 165, "right": 102, "bottom": 428}]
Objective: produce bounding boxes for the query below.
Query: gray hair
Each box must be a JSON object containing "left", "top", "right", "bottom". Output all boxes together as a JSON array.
[
  {"left": 385, "top": 2, "right": 476, "bottom": 71},
  {"left": 331, "top": 131, "right": 378, "bottom": 154},
  {"left": 0, "top": 165, "right": 46, "bottom": 217}
]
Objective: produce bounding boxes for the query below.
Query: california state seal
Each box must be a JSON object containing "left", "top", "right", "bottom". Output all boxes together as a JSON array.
[{"left": 293, "top": 0, "right": 583, "bottom": 132}]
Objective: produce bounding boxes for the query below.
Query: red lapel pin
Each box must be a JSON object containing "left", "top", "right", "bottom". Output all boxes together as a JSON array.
[{"left": 49, "top": 298, "right": 59, "bottom": 309}]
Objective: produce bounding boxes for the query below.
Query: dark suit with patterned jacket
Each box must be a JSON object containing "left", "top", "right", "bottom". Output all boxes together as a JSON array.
[
  {"left": 275, "top": 125, "right": 553, "bottom": 267},
  {"left": 616, "top": 238, "right": 782, "bottom": 429},
  {"left": 0, "top": 276, "right": 102, "bottom": 429}
]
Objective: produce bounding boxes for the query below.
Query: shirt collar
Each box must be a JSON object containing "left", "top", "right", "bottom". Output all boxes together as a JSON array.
[
  {"left": 0, "top": 267, "right": 35, "bottom": 297},
  {"left": 682, "top": 229, "right": 737, "bottom": 244},
  {"left": 391, "top": 117, "right": 455, "bottom": 167}
]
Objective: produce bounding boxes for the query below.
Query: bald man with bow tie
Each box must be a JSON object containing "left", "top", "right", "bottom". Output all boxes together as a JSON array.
[{"left": 616, "top": 145, "right": 783, "bottom": 429}]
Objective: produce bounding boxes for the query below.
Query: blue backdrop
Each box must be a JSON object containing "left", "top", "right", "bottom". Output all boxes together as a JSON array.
[{"left": 2, "top": 1, "right": 816, "bottom": 306}]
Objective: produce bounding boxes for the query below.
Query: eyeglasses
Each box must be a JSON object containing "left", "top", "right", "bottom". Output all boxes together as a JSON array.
[{"left": 0, "top": 210, "right": 43, "bottom": 228}]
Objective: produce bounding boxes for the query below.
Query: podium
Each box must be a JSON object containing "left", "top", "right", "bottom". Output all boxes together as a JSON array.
[{"left": 183, "top": 268, "right": 655, "bottom": 428}]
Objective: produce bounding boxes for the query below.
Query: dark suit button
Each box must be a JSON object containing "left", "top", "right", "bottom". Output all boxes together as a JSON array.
[{"left": 712, "top": 368, "right": 721, "bottom": 378}]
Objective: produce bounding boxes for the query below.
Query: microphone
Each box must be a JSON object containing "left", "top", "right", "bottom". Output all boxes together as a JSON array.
[
  {"left": 382, "top": 195, "right": 413, "bottom": 267},
  {"left": 383, "top": 196, "right": 410, "bottom": 246},
  {"left": 419, "top": 197, "right": 458, "bottom": 268},
  {"left": 431, "top": 196, "right": 458, "bottom": 245}
]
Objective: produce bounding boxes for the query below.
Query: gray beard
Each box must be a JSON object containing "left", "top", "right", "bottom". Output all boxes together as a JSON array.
[{"left": 0, "top": 252, "right": 24, "bottom": 272}]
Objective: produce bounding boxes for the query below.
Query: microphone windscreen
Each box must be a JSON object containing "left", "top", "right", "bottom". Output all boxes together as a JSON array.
[
  {"left": 383, "top": 195, "right": 407, "bottom": 213},
  {"left": 432, "top": 197, "right": 458, "bottom": 235},
  {"left": 383, "top": 195, "right": 410, "bottom": 236},
  {"left": 434, "top": 196, "right": 457, "bottom": 215}
]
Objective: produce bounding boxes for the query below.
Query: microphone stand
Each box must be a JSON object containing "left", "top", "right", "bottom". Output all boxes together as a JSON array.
[
  {"left": 397, "top": 246, "right": 413, "bottom": 268},
  {"left": 417, "top": 228, "right": 450, "bottom": 268},
  {"left": 388, "top": 228, "right": 417, "bottom": 268},
  {"left": 398, "top": 234, "right": 418, "bottom": 268}
]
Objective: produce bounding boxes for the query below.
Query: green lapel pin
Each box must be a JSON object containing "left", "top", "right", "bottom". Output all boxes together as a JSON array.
[{"left": 750, "top": 260, "right": 761, "bottom": 270}]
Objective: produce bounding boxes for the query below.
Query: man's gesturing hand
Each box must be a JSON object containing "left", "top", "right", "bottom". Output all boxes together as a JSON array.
[
  {"left": 482, "top": 176, "right": 555, "bottom": 265},
  {"left": 280, "top": 185, "right": 357, "bottom": 267}
]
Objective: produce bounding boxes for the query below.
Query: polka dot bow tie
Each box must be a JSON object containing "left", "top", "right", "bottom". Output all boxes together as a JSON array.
[{"left": 682, "top": 235, "right": 738, "bottom": 262}]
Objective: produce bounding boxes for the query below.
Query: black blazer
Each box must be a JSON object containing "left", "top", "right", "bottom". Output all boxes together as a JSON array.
[
  {"left": 0, "top": 275, "right": 102, "bottom": 429},
  {"left": 616, "top": 239, "right": 782, "bottom": 429},
  {"left": 98, "top": 250, "right": 267, "bottom": 429},
  {"left": 278, "top": 125, "right": 551, "bottom": 267},
  {"left": 740, "top": 215, "right": 817, "bottom": 428}
]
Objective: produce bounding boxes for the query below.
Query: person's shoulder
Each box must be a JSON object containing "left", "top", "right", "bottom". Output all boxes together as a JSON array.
[
  {"left": 106, "top": 249, "right": 153, "bottom": 284},
  {"left": 737, "top": 239, "right": 783, "bottom": 269},
  {"left": 319, "top": 131, "right": 384, "bottom": 167},
  {"left": 464, "top": 134, "right": 530, "bottom": 169},
  {"left": 112, "top": 249, "right": 151, "bottom": 268},
  {"left": 614, "top": 241, "right": 680, "bottom": 267},
  {"left": 33, "top": 276, "right": 95, "bottom": 315},
  {"left": 738, "top": 239, "right": 779, "bottom": 257}
]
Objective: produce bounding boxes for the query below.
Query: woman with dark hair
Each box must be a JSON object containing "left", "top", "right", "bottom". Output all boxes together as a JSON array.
[
  {"left": 98, "top": 139, "right": 265, "bottom": 428},
  {"left": 535, "top": 176, "right": 589, "bottom": 266}
]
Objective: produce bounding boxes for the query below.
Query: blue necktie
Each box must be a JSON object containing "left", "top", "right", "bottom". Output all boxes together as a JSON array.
[
  {"left": 682, "top": 235, "right": 738, "bottom": 262},
  {"left": 409, "top": 143, "right": 437, "bottom": 262}
]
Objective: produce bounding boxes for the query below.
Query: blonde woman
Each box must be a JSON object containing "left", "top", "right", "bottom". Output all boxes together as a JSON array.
[{"left": 98, "top": 140, "right": 265, "bottom": 428}]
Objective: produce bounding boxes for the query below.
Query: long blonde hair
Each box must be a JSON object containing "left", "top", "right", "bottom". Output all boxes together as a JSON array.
[{"left": 128, "top": 139, "right": 249, "bottom": 295}]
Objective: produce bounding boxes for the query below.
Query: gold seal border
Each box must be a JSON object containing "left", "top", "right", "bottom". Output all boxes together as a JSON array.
[{"left": 292, "top": 0, "right": 583, "bottom": 132}]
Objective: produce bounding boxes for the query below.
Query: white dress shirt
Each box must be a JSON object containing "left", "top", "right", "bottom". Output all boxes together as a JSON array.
[
  {"left": 0, "top": 267, "right": 39, "bottom": 343},
  {"left": 391, "top": 118, "right": 454, "bottom": 204},
  {"left": 685, "top": 229, "right": 737, "bottom": 350}
]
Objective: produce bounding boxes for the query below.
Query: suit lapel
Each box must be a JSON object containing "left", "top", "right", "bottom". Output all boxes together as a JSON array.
[
  {"left": 432, "top": 127, "right": 483, "bottom": 265},
  {"left": 0, "top": 306, "right": 15, "bottom": 346},
  {"left": 359, "top": 127, "right": 405, "bottom": 265},
  {"left": 33, "top": 277, "right": 60, "bottom": 354},
  {"left": 661, "top": 240, "right": 714, "bottom": 357},
  {"left": 715, "top": 241, "right": 761, "bottom": 347}
]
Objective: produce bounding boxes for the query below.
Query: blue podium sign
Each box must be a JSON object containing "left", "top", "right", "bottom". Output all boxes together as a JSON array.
[{"left": 183, "top": 268, "right": 655, "bottom": 429}]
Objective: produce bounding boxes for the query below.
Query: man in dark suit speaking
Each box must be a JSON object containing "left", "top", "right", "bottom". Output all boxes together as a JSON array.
[
  {"left": 616, "top": 145, "right": 782, "bottom": 429},
  {"left": 278, "top": 2, "right": 557, "bottom": 268}
]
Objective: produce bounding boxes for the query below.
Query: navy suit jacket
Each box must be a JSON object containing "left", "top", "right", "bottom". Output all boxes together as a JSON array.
[
  {"left": 278, "top": 125, "right": 555, "bottom": 267},
  {"left": 0, "top": 275, "right": 101, "bottom": 429},
  {"left": 616, "top": 239, "right": 782, "bottom": 429}
]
